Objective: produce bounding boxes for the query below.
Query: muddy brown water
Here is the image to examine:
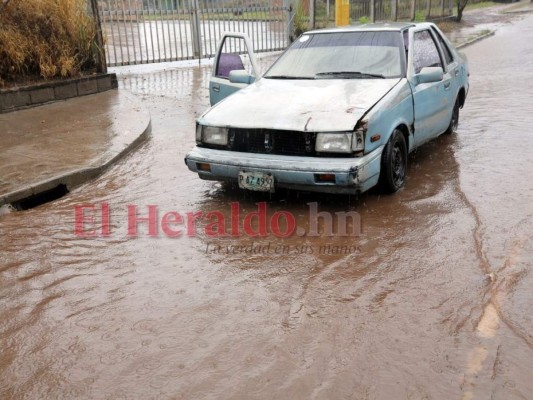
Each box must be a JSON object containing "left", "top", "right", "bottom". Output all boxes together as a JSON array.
[{"left": 1, "top": 16, "right": 532, "bottom": 400}]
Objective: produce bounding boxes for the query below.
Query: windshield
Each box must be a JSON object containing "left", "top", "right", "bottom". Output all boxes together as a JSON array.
[{"left": 264, "top": 31, "right": 405, "bottom": 79}]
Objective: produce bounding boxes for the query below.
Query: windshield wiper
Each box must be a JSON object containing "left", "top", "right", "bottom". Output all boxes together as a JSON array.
[
  {"left": 315, "top": 71, "right": 386, "bottom": 79},
  {"left": 264, "top": 75, "right": 315, "bottom": 80}
]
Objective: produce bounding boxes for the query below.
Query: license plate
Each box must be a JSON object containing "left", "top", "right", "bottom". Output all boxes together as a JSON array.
[{"left": 238, "top": 171, "right": 274, "bottom": 192}]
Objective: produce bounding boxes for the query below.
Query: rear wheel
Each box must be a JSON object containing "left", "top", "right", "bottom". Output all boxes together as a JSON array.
[
  {"left": 379, "top": 129, "right": 407, "bottom": 194},
  {"left": 445, "top": 98, "right": 460, "bottom": 134}
]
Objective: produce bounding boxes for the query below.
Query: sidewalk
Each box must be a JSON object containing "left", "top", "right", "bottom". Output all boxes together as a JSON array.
[
  {"left": 0, "top": 90, "right": 151, "bottom": 208},
  {"left": 503, "top": 0, "right": 533, "bottom": 13},
  {"left": 443, "top": 0, "right": 533, "bottom": 47}
]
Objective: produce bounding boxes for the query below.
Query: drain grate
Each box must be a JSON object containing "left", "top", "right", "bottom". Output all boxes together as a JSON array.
[{"left": 11, "top": 184, "right": 69, "bottom": 210}]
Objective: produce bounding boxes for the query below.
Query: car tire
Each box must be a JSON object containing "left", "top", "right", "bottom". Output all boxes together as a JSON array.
[
  {"left": 444, "top": 98, "right": 460, "bottom": 135},
  {"left": 379, "top": 129, "right": 407, "bottom": 194}
]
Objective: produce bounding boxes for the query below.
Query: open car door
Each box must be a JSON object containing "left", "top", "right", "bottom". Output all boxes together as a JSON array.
[{"left": 209, "top": 33, "right": 259, "bottom": 106}]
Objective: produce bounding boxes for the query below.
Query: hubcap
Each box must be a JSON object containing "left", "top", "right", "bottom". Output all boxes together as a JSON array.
[
  {"left": 392, "top": 143, "right": 405, "bottom": 187},
  {"left": 452, "top": 104, "right": 459, "bottom": 131}
]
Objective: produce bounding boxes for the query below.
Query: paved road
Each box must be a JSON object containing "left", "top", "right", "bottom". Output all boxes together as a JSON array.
[{"left": 1, "top": 14, "right": 532, "bottom": 400}]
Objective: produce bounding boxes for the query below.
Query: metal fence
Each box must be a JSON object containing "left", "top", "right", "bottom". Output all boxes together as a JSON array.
[
  {"left": 312, "top": 0, "right": 454, "bottom": 28},
  {"left": 97, "top": 0, "right": 291, "bottom": 66},
  {"left": 97, "top": 0, "right": 458, "bottom": 67}
]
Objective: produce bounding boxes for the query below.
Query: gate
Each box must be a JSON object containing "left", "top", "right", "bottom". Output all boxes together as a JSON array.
[{"left": 97, "top": 0, "right": 292, "bottom": 67}]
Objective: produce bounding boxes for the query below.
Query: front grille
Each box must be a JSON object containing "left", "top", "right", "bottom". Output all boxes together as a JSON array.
[
  {"left": 244, "top": 130, "right": 267, "bottom": 153},
  {"left": 201, "top": 128, "right": 355, "bottom": 157},
  {"left": 229, "top": 128, "right": 317, "bottom": 156}
]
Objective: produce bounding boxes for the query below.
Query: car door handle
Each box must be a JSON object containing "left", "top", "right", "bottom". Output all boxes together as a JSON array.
[
  {"left": 212, "top": 84, "right": 220, "bottom": 92},
  {"left": 444, "top": 81, "right": 451, "bottom": 90}
]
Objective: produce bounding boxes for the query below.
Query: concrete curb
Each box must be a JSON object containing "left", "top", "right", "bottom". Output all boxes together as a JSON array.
[
  {"left": 503, "top": 8, "right": 533, "bottom": 14},
  {"left": 0, "top": 98, "right": 151, "bottom": 208},
  {"left": 456, "top": 30, "right": 495, "bottom": 49}
]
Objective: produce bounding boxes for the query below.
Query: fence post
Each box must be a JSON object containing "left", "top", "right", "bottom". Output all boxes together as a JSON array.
[
  {"left": 287, "top": 1, "right": 294, "bottom": 43},
  {"left": 336, "top": 0, "right": 349, "bottom": 26},
  {"left": 309, "top": 0, "right": 315, "bottom": 29},
  {"left": 410, "top": 0, "right": 415, "bottom": 20},
  {"left": 391, "top": 0, "right": 397, "bottom": 21},
  {"left": 426, "top": 0, "right": 431, "bottom": 19},
  {"left": 190, "top": 0, "right": 202, "bottom": 58},
  {"left": 370, "top": 0, "right": 375, "bottom": 22},
  {"left": 89, "top": 0, "right": 107, "bottom": 73}
]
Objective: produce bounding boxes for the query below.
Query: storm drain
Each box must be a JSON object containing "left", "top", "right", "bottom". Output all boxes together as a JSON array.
[{"left": 11, "top": 184, "right": 69, "bottom": 210}]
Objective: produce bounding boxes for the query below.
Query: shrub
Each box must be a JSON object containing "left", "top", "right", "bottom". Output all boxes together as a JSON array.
[
  {"left": 292, "top": 0, "right": 309, "bottom": 40},
  {"left": 414, "top": 10, "right": 426, "bottom": 22},
  {"left": 0, "top": 0, "right": 100, "bottom": 86},
  {"left": 358, "top": 16, "right": 370, "bottom": 24}
]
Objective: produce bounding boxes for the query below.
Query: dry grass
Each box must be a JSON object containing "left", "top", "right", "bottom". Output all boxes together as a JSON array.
[
  {"left": 437, "top": 20, "right": 463, "bottom": 33},
  {"left": 0, "top": 0, "right": 100, "bottom": 87}
]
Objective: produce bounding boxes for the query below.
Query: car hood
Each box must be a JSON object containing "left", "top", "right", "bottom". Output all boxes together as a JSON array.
[{"left": 200, "top": 78, "right": 401, "bottom": 132}]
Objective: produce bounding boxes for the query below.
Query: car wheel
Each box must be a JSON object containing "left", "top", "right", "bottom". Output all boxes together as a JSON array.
[
  {"left": 379, "top": 129, "right": 407, "bottom": 194},
  {"left": 444, "top": 98, "right": 460, "bottom": 135}
]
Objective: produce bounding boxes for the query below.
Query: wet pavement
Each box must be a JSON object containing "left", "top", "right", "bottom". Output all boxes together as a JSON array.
[
  {"left": 438, "top": 2, "right": 527, "bottom": 45},
  {"left": 1, "top": 11, "right": 533, "bottom": 400},
  {"left": 0, "top": 91, "right": 150, "bottom": 206}
]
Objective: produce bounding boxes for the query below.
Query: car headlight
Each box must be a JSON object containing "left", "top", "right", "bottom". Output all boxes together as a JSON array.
[
  {"left": 197, "top": 125, "right": 229, "bottom": 145},
  {"left": 196, "top": 124, "right": 202, "bottom": 143},
  {"left": 315, "top": 132, "right": 353, "bottom": 154}
]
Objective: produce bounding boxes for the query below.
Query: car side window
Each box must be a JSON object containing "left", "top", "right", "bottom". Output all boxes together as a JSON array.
[
  {"left": 413, "top": 30, "right": 443, "bottom": 74},
  {"left": 215, "top": 36, "right": 253, "bottom": 79},
  {"left": 431, "top": 28, "right": 454, "bottom": 66}
]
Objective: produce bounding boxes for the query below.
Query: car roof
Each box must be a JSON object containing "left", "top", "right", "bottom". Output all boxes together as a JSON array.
[{"left": 305, "top": 22, "right": 434, "bottom": 34}]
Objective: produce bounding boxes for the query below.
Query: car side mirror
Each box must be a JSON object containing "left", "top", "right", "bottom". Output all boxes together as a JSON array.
[
  {"left": 416, "top": 67, "right": 443, "bottom": 85},
  {"left": 229, "top": 70, "right": 254, "bottom": 84}
]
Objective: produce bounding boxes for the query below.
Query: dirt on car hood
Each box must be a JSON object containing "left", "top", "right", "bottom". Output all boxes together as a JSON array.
[{"left": 199, "top": 77, "right": 402, "bottom": 132}]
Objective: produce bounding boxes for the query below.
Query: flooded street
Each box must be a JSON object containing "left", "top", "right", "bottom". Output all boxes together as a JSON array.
[{"left": 1, "top": 15, "right": 533, "bottom": 400}]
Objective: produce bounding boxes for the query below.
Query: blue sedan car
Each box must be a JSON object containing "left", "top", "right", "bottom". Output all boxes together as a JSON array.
[{"left": 185, "top": 22, "right": 469, "bottom": 194}]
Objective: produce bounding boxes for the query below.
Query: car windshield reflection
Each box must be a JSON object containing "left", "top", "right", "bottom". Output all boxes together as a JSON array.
[{"left": 264, "top": 31, "right": 405, "bottom": 80}]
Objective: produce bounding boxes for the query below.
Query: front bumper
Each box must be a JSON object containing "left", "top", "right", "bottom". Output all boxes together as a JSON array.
[{"left": 184, "top": 146, "right": 384, "bottom": 194}]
